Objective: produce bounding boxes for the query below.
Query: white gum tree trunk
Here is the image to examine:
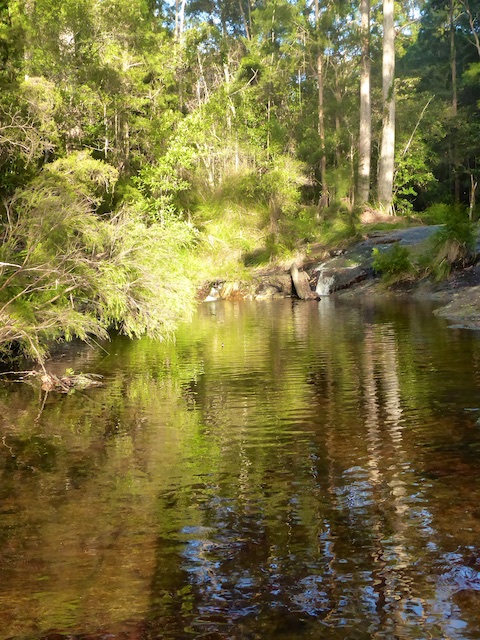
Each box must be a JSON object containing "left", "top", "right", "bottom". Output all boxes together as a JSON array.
[
  {"left": 356, "top": 0, "right": 371, "bottom": 207},
  {"left": 377, "top": 0, "right": 395, "bottom": 212},
  {"left": 315, "top": 0, "right": 329, "bottom": 209}
]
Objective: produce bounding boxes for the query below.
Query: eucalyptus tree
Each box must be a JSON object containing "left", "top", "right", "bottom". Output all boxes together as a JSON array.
[
  {"left": 314, "top": 0, "right": 329, "bottom": 207},
  {"left": 377, "top": 0, "right": 395, "bottom": 211},
  {"left": 355, "top": 0, "right": 371, "bottom": 206},
  {"left": 9, "top": 0, "right": 181, "bottom": 173},
  {"left": 186, "top": 0, "right": 251, "bottom": 36}
]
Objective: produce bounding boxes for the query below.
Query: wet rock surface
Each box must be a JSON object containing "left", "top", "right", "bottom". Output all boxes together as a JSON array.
[
  {"left": 315, "top": 265, "right": 368, "bottom": 296},
  {"left": 335, "top": 240, "right": 480, "bottom": 329}
]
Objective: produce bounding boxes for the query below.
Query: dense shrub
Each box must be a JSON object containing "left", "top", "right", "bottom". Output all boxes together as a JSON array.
[
  {"left": 426, "top": 206, "right": 477, "bottom": 279},
  {"left": 372, "top": 243, "right": 415, "bottom": 283},
  {"left": 0, "top": 153, "right": 196, "bottom": 363}
]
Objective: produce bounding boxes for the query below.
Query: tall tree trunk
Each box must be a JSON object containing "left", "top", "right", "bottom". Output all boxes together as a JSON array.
[
  {"left": 315, "top": 0, "right": 329, "bottom": 208},
  {"left": 469, "top": 173, "right": 477, "bottom": 220},
  {"left": 450, "top": 0, "right": 457, "bottom": 116},
  {"left": 450, "top": 0, "right": 460, "bottom": 202},
  {"left": 23, "top": 0, "right": 35, "bottom": 79},
  {"left": 356, "top": 0, "right": 371, "bottom": 207},
  {"left": 377, "top": 0, "right": 395, "bottom": 212},
  {"left": 317, "top": 52, "right": 329, "bottom": 207},
  {"left": 175, "top": 0, "right": 187, "bottom": 41},
  {"left": 239, "top": 0, "right": 251, "bottom": 39}
]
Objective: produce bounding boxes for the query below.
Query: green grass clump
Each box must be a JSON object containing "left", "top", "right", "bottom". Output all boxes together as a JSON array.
[
  {"left": 372, "top": 244, "right": 416, "bottom": 284},
  {"left": 319, "top": 217, "right": 360, "bottom": 248},
  {"left": 279, "top": 207, "right": 320, "bottom": 246},
  {"left": 192, "top": 199, "right": 267, "bottom": 280},
  {"left": 425, "top": 207, "right": 477, "bottom": 280},
  {"left": 418, "top": 203, "right": 455, "bottom": 225}
]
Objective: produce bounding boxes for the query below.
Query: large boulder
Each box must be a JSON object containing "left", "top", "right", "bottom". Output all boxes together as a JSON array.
[
  {"left": 313, "top": 226, "right": 443, "bottom": 295},
  {"left": 315, "top": 265, "right": 368, "bottom": 295},
  {"left": 255, "top": 273, "right": 294, "bottom": 298}
]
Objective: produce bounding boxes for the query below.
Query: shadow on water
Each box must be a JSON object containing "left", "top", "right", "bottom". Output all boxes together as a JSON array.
[{"left": 2, "top": 299, "right": 480, "bottom": 639}]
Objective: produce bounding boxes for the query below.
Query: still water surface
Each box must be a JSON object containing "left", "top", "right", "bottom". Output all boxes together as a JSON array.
[{"left": 2, "top": 298, "right": 480, "bottom": 639}]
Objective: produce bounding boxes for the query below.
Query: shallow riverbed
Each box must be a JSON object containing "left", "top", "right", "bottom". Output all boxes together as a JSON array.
[{"left": 2, "top": 298, "right": 480, "bottom": 639}]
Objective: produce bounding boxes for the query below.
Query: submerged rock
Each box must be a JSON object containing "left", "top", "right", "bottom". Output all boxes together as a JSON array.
[
  {"left": 8, "top": 370, "right": 105, "bottom": 393},
  {"left": 433, "top": 283, "right": 480, "bottom": 329},
  {"left": 202, "top": 273, "right": 294, "bottom": 302}
]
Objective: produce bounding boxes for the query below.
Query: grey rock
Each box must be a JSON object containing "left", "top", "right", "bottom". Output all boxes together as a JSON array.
[{"left": 316, "top": 265, "right": 368, "bottom": 295}]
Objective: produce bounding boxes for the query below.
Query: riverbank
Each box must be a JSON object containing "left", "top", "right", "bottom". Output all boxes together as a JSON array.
[
  {"left": 327, "top": 226, "right": 480, "bottom": 329},
  {"left": 336, "top": 264, "right": 480, "bottom": 329},
  {"left": 201, "top": 223, "right": 480, "bottom": 330}
]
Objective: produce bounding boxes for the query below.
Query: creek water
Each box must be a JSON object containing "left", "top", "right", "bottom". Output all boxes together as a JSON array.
[{"left": 2, "top": 298, "right": 480, "bottom": 639}]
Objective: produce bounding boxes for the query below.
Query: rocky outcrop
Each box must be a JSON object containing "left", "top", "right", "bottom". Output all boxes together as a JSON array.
[
  {"left": 312, "top": 225, "right": 443, "bottom": 295},
  {"left": 256, "top": 273, "right": 294, "bottom": 298},
  {"left": 202, "top": 225, "right": 480, "bottom": 304},
  {"left": 202, "top": 272, "right": 295, "bottom": 302}
]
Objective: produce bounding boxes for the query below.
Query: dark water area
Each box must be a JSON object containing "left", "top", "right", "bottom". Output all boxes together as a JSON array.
[{"left": 2, "top": 298, "right": 480, "bottom": 639}]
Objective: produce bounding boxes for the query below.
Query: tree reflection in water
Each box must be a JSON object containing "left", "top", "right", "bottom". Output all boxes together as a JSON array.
[{"left": 1, "top": 299, "right": 480, "bottom": 639}]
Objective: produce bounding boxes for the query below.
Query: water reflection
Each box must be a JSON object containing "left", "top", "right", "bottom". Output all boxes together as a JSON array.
[{"left": 1, "top": 299, "right": 480, "bottom": 638}]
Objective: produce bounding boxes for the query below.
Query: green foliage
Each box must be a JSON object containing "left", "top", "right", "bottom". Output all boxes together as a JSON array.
[
  {"left": 193, "top": 194, "right": 267, "bottom": 280},
  {"left": 223, "top": 157, "right": 304, "bottom": 220},
  {"left": 0, "top": 152, "right": 196, "bottom": 362},
  {"left": 191, "top": 155, "right": 312, "bottom": 274},
  {"left": 419, "top": 203, "right": 455, "bottom": 225},
  {"left": 318, "top": 215, "right": 360, "bottom": 248},
  {"left": 464, "top": 62, "right": 480, "bottom": 84},
  {"left": 425, "top": 206, "right": 477, "bottom": 279},
  {"left": 393, "top": 83, "right": 437, "bottom": 215},
  {"left": 434, "top": 206, "right": 476, "bottom": 248},
  {"left": 372, "top": 244, "right": 415, "bottom": 284},
  {"left": 96, "top": 212, "right": 196, "bottom": 338},
  {"left": 237, "top": 55, "right": 263, "bottom": 83},
  {"left": 280, "top": 207, "right": 320, "bottom": 246},
  {"left": 0, "top": 77, "right": 61, "bottom": 191}
]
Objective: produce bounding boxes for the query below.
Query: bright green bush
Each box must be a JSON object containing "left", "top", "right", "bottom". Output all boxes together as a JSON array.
[
  {"left": 372, "top": 244, "right": 415, "bottom": 283},
  {"left": 0, "top": 152, "right": 196, "bottom": 363},
  {"left": 319, "top": 216, "right": 360, "bottom": 248},
  {"left": 419, "top": 203, "right": 455, "bottom": 225},
  {"left": 190, "top": 155, "right": 310, "bottom": 274},
  {"left": 426, "top": 206, "right": 477, "bottom": 279},
  {"left": 280, "top": 207, "right": 320, "bottom": 246}
]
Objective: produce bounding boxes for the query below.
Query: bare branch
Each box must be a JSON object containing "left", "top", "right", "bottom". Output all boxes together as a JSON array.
[{"left": 400, "top": 95, "right": 435, "bottom": 158}]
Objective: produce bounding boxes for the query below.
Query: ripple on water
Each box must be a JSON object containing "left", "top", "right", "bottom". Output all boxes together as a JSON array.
[{"left": 2, "top": 300, "right": 480, "bottom": 638}]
